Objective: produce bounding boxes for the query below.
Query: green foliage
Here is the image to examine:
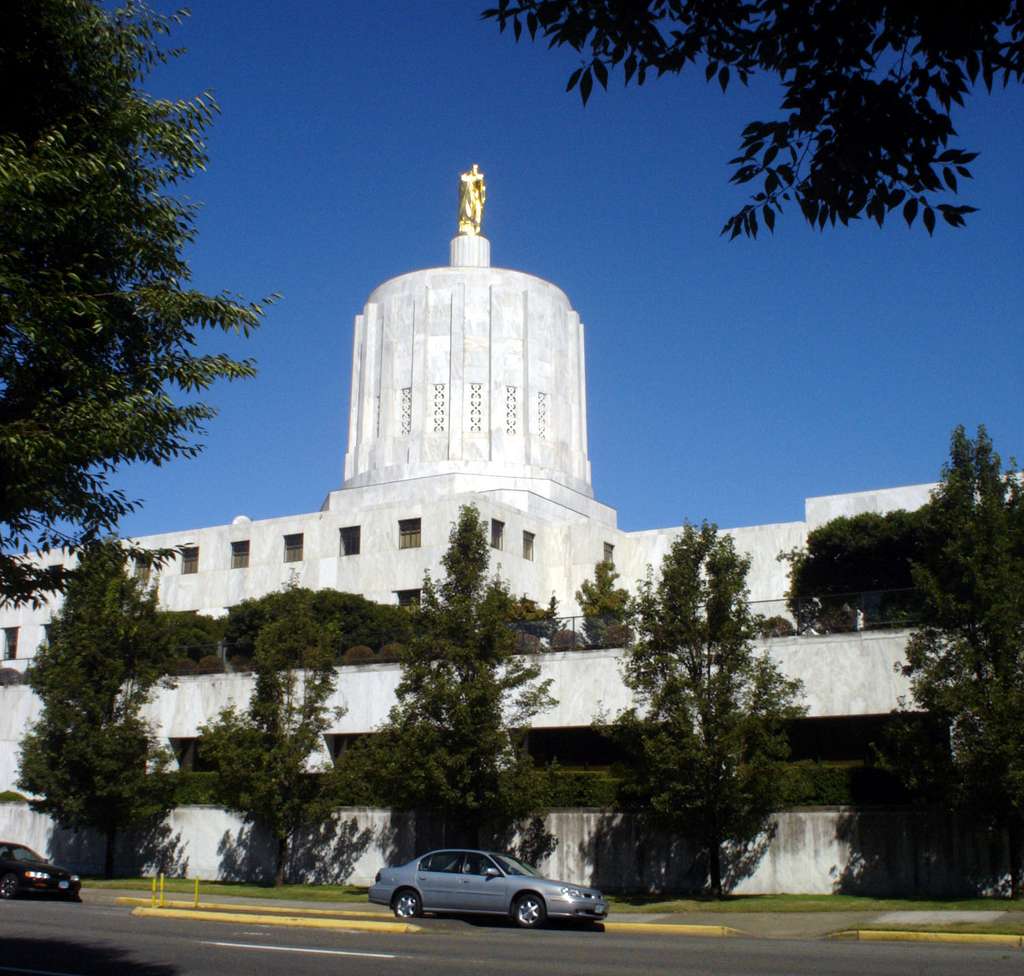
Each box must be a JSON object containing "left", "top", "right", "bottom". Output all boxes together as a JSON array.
[
  {"left": 0, "top": 1, "right": 269, "bottom": 606},
  {"left": 779, "top": 763, "right": 909, "bottom": 807},
  {"left": 785, "top": 510, "right": 929, "bottom": 599},
  {"left": 615, "top": 522, "right": 806, "bottom": 896},
  {"left": 200, "top": 587, "right": 341, "bottom": 885},
  {"left": 895, "top": 425, "right": 1024, "bottom": 897},
  {"left": 224, "top": 588, "right": 411, "bottom": 659},
  {"left": 0, "top": 790, "right": 27, "bottom": 803},
  {"left": 575, "top": 560, "right": 631, "bottom": 647},
  {"left": 168, "top": 771, "right": 220, "bottom": 806},
  {"left": 543, "top": 768, "right": 619, "bottom": 808},
  {"left": 338, "top": 505, "right": 555, "bottom": 844},
  {"left": 484, "top": 2, "right": 1021, "bottom": 235},
  {"left": 17, "top": 539, "right": 176, "bottom": 877},
  {"left": 782, "top": 509, "right": 930, "bottom": 632},
  {"left": 159, "top": 611, "right": 228, "bottom": 659}
]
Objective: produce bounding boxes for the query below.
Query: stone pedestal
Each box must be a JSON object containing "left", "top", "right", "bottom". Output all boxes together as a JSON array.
[{"left": 449, "top": 234, "right": 490, "bottom": 267}]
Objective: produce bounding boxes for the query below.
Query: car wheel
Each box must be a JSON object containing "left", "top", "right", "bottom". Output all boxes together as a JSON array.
[
  {"left": 391, "top": 888, "right": 422, "bottom": 919},
  {"left": 0, "top": 873, "right": 18, "bottom": 900},
  {"left": 512, "top": 892, "right": 547, "bottom": 929}
]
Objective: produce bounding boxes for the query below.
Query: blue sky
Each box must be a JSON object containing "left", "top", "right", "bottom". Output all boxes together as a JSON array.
[{"left": 111, "top": 0, "right": 1024, "bottom": 538}]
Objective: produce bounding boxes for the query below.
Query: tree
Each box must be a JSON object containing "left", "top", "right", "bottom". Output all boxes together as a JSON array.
[
  {"left": 223, "top": 587, "right": 412, "bottom": 661},
  {"left": 1, "top": 1, "right": 268, "bottom": 606},
  {"left": 616, "top": 522, "right": 805, "bottom": 896},
  {"left": 575, "top": 559, "right": 631, "bottom": 647},
  {"left": 484, "top": 2, "right": 1024, "bottom": 236},
  {"left": 783, "top": 509, "right": 930, "bottom": 632},
  {"left": 200, "top": 586, "right": 340, "bottom": 886},
  {"left": 898, "top": 425, "right": 1024, "bottom": 897},
  {"left": 342, "top": 506, "right": 554, "bottom": 845},
  {"left": 18, "top": 539, "right": 176, "bottom": 878}
]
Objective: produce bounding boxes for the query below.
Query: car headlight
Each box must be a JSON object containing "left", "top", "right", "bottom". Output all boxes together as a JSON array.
[
  {"left": 70, "top": 875, "right": 80, "bottom": 882},
  {"left": 559, "top": 885, "right": 583, "bottom": 899},
  {"left": 24, "top": 870, "right": 50, "bottom": 880}
]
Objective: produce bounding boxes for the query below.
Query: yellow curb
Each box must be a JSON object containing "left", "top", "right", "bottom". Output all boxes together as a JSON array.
[
  {"left": 832, "top": 930, "right": 1023, "bottom": 948},
  {"left": 130, "top": 906, "right": 421, "bottom": 934},
  {"left": 116, "top": 896, "right": 382, "bottom": 919},
  {"left": 603, "top": 921, "right": 739, "bottom": 937}
]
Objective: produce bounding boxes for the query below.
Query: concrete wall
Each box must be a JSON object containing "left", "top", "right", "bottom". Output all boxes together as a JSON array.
[{"left": 0, "top": 802, "right": 1009, "bottom": 897}]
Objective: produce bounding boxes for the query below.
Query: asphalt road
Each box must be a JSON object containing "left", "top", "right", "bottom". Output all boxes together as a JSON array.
[{"left": 1, "top": 897, "right": 1022, "bottom": 976}]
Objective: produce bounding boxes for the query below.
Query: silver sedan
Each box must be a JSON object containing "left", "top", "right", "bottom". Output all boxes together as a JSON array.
[{"left": 368, "top": 849, "right": 607, "bottom": 928}]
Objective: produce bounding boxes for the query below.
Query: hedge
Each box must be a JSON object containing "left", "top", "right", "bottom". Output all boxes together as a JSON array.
[{"left": 165, "top": 763, "right": 908, "bottom": 811}]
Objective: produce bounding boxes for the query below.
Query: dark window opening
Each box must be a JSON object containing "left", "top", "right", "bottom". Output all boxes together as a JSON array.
[
  {"left": 340, "top": 525, "right": 361, "bottom": 556},
  {"left": 231, "top": 540, "right": 250, "bottom": 569},
  {"left": 181, "top": 546, "right": 199, "bottom": 575},
  {"left": 283, "top": 533, "right": 304, "bottom": 563},
  {"left": 398, "top": 518, "right": 421, "bottom": 549}
]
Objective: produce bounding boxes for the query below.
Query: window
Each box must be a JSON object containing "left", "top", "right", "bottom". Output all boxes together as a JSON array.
[
  {"left": 181, "top": 546, "right": 199, "bottom": 575},
  {"left": 2, "top": 627, "right": 18, "bottom": 661},
  {"left": 490, "top": 519, "right": 504, "bottom": 550},
  {"left": 522, "top": 530, "right": 535, "bottom": 561},
  {"left": 133, "top": 557, "right": 151, "bottom": 585},
  {"left": 604, "top": 542, "right": 615, "bottom": 565},
  {"left": 231, "top": 540, "right": 250, "bottom": 569},
  {"left": 340, "top": 525, "right": 361, "bottom": 556},
  {"left": 419, "top": 851, "right": 463, "bottom": 874},
  {"left": 395, "top": 589, "right": 421, "bottom": 607},
  {"left": 398, "top": 518, "right": 421, "bottom": 549},
  {"left": 283, "top": 533, "right": 304, "bottom": 563}
]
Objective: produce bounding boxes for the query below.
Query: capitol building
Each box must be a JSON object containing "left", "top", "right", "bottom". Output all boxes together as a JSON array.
[{"left": 1, "top": 170, "right": 931, "bottom": 804}]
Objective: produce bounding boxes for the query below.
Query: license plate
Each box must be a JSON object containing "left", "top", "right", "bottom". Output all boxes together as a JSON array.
[{"left": 58, "top": 881, "right": 69, "bottom": 889}]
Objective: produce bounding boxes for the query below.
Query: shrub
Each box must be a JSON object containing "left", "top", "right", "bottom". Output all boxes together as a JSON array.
[
  {"left": 343, "top": 645, "right": 375, "bottom": 664},
  {"left": 550, "top": 628, "right": 579, "bottom": 651},
  {"left": 194, "top": 654, "right": 224, "bottom": 674},
  {"left": 545, "top": 769, "right": 619, "bottom": 807},
  {"left": 169, "top": 771, "right": 220, "bottom": 805},
  {"left": 227, "top": 654, "right": 253, "bottom": 673},
  {"left": 171, "top": 657, "right": 196, "bottom": 675},
  {"left": 603, "top": 622, "right": 633, "bottom": 647},
  {"left": 0, "top": 668, "right": 23, "bottom": 686},
  {"left": 0, "top": 790, "right": 27, "bottom": 802},
  {"left": 758, "top": 615, "right": 796, "bottom": 638},
  {"left": 378, "top": 642, "right": 404, "bottom": 662},
  {"left": 514, "top": 632, "right": 542, "bottom": 655}
]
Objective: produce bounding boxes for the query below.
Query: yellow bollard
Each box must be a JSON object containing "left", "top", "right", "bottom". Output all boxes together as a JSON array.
[
  {"left": 150, "top": 875, "right": 156, "bottom": 908},
  {"left": 159, "top": 872, "right": 165, "bottom": 908},
  {"left": 193, "top": 877, "right": 199, "bottom": 909}
]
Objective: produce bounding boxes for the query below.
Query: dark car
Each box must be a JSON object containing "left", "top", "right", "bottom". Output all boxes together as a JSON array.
[
  {"left": 369, "top": 848, "right": 607, "bottom": 928},
  {"left": 0, "top": 842, "right": 81, "bottom": 901}
]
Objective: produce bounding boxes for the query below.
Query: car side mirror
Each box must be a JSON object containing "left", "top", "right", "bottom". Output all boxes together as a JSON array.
[{"left": 484, "top": 866, "right": 500, "bottom": 878}]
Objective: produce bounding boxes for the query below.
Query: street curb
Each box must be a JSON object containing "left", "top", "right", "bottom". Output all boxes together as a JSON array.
[
  {"left": 130, "top": 906, "right": 421, "bottom": 934},
  {"left": 831, "top": 930, "right": 1023, "bottom": 948},
  {"left": 602, "top": 921, "right": 739, "bottom": 937},
  {"left": 116, "top": 896, "right": 382, "bottom": 919}
]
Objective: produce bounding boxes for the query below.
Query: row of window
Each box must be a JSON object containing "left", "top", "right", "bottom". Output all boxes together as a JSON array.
[{"left": 167, "top": 518, "right": 552, "bottom": 576}]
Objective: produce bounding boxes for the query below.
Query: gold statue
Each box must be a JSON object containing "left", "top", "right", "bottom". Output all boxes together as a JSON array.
[{"left": 457, "top": 163, "right": 486, "bottom": 236}]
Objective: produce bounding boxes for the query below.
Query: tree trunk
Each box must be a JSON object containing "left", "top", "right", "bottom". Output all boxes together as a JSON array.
[
  {"left": 274, "top": 835, "right": 288, "bottom": 887},
  {"left": 708, "top": 837, "right": 722, "bottom": 898},
  {"left": 104, "top": 826, "right": 116, "bottom": 880},
  {"left": 1009, "top": 819, "right": 1021, "bottom": 900}
]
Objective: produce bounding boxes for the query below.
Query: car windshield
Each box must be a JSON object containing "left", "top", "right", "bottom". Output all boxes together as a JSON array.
[
  {"left": 491, "top": 853, "right": 540, "bottom": 877},
  {"left": 5, "top": 845, "right": 44, "bottom": 863}
]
